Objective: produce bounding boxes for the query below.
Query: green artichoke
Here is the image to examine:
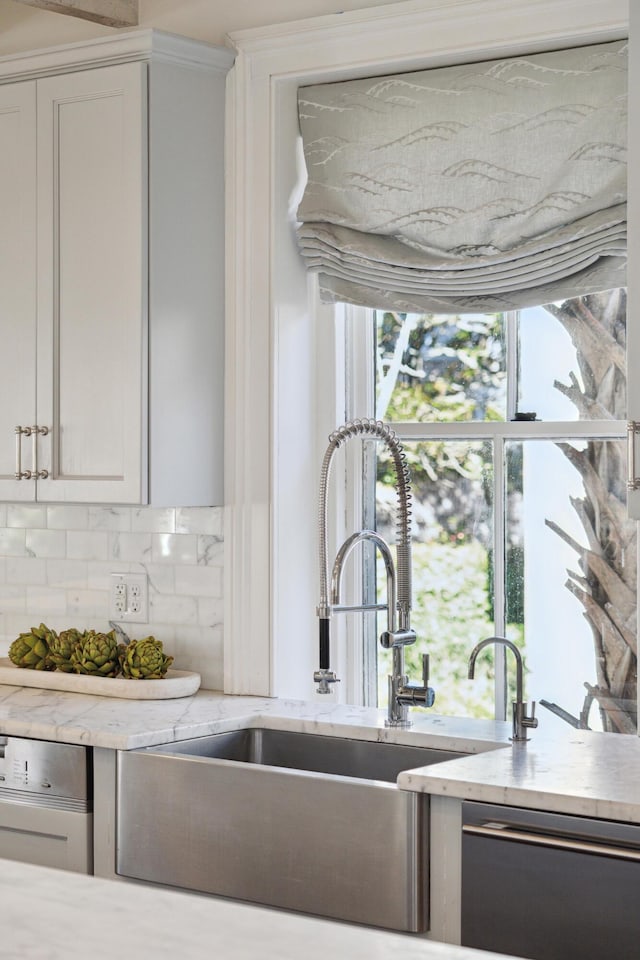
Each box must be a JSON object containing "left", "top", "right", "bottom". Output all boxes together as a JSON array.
[
  {"left": 8, "top": 623, "right": 56, "bottom": 670},
  {"left": 48, "top": 628, "right": 85, "bottom": 673},
  {"left": 71, "top": 629, "right": 121, "bottom": 678},
  {"left": 119, "top": 636, "right": 173, "bottom": 679}
]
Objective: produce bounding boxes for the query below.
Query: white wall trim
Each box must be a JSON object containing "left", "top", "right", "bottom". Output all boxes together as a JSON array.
[
  {"left": 223, "top": 0, "right": 629, "bottom": 697},
  {"left": 628, "top": 1, "right": 640, "bottom": 518},
  {"left": 226, "top": 0, "right": 625, "bottom": 55},
  {"left": 223, "top": 56, "right": 273, "bottom": 694}
]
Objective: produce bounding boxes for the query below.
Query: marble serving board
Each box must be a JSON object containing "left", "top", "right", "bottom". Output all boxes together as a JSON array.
[{"left": 0, "top": 659, "right": 201, "bottom": 700}]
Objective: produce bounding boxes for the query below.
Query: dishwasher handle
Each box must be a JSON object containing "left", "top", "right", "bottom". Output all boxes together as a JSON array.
[{"left": 463, "top": 822, "right": 640, "bottom": 863}]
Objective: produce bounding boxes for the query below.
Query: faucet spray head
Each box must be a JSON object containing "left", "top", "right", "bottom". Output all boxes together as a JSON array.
[
  {"left": 314, "top": 669, "right": 340, "bottom": 694},
  {"left": 314, "top": 616, "right": 339, "bottom": 693}
]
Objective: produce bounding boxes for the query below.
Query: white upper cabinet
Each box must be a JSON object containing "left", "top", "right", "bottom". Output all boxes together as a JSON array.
[
  {"left": 36, "top": 63, "right": 145, "bottom": 504},
  {"left": 0, "top": 32, "right": 234, "bottom": 505}
]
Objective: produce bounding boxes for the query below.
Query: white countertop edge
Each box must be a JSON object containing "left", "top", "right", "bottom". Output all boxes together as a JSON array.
[
  {"left": 0, "top": 856, "right": 525, "bottom": 960},
  {"left": 398, "top": 772, "right": 640, "bottom": 821},
  {"left": 398, "top": 727, "right": 640, "bottom": 823}
]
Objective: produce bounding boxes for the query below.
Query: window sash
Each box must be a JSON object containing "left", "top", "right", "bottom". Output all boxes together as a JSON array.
[{"left": 387, "top": 420, "right": 625, "bottom": 440}]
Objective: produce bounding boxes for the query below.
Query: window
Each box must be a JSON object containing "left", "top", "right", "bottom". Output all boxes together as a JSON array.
[{"left": 345, "top": 290, "right": 636, "bottom": 734}]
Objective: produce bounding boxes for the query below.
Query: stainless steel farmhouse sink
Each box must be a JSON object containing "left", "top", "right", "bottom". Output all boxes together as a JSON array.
[{"left": 116, "top": 728, "right": 465, "bottom": 932}]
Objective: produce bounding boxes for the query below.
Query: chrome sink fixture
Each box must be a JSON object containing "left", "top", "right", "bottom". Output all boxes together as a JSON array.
[
  {"left": 316, "top": 418, "right": 435, "bottom": 726},
  {"left": 468, "top": 636, "right": 539, "bottom": 742},
  {"left": 117, "top": 728, "right": 466, "bottom": 931}
]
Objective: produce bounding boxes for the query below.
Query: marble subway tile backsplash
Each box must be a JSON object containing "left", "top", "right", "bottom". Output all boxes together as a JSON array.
[{"left": 0, "top": 505, "right": 224, "bottom": 691}]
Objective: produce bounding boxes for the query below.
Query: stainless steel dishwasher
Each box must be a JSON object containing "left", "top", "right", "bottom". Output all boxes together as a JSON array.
[
  {"left": 461, "top": 800, "right": 640, "bottom": 960},
  {"left": 0, "top": 735, "right": 92, "bottom": 873}
]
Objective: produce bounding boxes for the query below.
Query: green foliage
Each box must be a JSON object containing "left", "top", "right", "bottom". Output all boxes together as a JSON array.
[
  {"left": 376, "top": 540, "right": 523, "bottom": 718},
  {"left": 373, "top": 309, "right": 528, "bottom": 719},
  {"left": 375, "top": 311, "right": 504, "bottom": 561},
  {"left": 487, "top": 545, "right": 525, "bottom": 625},
  {"left": 378, "top": 310, "right": 506, "bottom": 426}
]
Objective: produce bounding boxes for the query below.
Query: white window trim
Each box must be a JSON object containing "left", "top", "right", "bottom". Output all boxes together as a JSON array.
[{"left": 223, "top": 0, "right": 630, "bottom": 700}]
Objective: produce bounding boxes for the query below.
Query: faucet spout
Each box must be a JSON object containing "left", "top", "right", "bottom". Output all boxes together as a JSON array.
[
  {"left": 468, "top": 636, "right": 538, "bottom": 742},
  {"left": 331, "top": 530, "right": 398, "bottom": 633},
  {"left": 318, "top": 419, "right": 412, "bottom": 627}
]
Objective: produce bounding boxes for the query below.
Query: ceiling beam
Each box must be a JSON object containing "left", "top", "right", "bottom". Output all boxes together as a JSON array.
[{"left": 13, "top": 0, "right": 138, "bottom": 28}]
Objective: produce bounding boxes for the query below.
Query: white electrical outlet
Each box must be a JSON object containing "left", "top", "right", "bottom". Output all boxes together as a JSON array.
[{"left": 109, "top": 573, "right": 148, "bottom": 623}]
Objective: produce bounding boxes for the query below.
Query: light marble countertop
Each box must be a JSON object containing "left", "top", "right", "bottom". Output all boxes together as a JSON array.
[
  {"left": 0, "top": 857, "right": 524, "bottom": 960},
  {"left": 0, "top": 681, "right": 511, "bottom": 752},
  {"left": 399, "top": 722, "right": 640, "bottom": 822},
  {"left": 1, "top": 680, "right": 640, "bottom": 823}
]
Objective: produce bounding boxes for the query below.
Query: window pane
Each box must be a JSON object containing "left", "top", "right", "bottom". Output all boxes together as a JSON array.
[
  {"left": 376, "top": 439, "right": 496, "bottom": 718},
  {"left": 517, "top": 289, "right": 626, "bottom": 422},
  {"left": 375, "top": 311, "right": 506, "bottom": 423},
  {"left": 506, "top": 438, "right": 636, "bottom": 734}
]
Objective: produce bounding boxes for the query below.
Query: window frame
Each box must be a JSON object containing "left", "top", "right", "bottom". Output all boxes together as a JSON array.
[
  {"left": 349, "top": 305, "right": 628, "bottom": 718},
  {"left": 224, "top": 0, "right": 631, "bottom": 704}
]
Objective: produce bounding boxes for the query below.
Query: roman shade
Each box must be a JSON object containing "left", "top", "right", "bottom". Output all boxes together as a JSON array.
[{"left": 296, "top": 40, "right": 627, "bottom": 313}]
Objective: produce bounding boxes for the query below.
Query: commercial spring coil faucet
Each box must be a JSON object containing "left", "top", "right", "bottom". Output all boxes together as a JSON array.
[{"left": 315, "top": 418, "right": 435, "bottom": 727}]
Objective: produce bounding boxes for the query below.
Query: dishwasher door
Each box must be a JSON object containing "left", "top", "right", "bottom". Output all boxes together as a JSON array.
[
  {"left": 461, "top": 800, "right": 640, "bottom": 960},
  {"left": 0, "top": 735, "right": 92, "bottom": 874}
]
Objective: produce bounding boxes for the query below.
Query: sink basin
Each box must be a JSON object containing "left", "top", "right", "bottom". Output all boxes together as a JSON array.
[
  {"left": 147, "top": 726, "right": 465, "bottom": 778},
  {"left": 117, "top": 728, "right": 465, "bottom": 931}
]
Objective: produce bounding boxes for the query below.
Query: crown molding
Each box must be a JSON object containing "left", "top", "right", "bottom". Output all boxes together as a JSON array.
[
  {"left": 0, "top": 28, "right": 235, "bottom": 83},
  {"left": 226, "top": 0, "right": 627, "bottom": 80}
]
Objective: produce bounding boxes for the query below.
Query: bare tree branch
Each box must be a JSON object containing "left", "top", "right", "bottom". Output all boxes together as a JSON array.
[
  {"left": 546, "top": 296, "right": 626, "bottom": 377},
  {"left": 553, "top": 374, "right": 616, "bottom": 420},
  {"left": 556, "top": 443, "right": 628, "bottom": 535},
  {"left": 583, "top": 551, "right": 636, "bottom": 624},
  {"left": 545, "top": 519, "right": 590, "bottom": 557},
  {"left": 584, "top": 683, "right": 637, "bottom": 735},
  {"left": 546, "top": 291, "right": 635, "bottom": 733}
]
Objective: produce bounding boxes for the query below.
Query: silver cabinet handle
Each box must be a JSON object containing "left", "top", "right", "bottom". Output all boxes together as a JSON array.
[
  {"left": 627, "top": 420, "right": 640, "bottom": 491},
  {"left": 463, "top": 822, "right": 640, "bottom": 862},
  {"left": 15, "top": 425, "right": 32, "bottom": 479},
  {"left": 32, "top": 425, "right": 49, "bottom": 480},
  {"left": 14, "top": 425, "right": 49, "bottom": 481}
]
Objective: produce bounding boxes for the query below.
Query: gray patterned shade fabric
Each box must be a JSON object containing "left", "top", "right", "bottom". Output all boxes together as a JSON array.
[{"left": 296, "top": 40, "right": 627, "bottom": 312}]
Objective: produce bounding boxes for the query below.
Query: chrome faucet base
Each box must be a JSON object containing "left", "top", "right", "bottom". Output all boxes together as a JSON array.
[
  {"left": 385, "top": 717, "right": 413, "bottom": 729},
  {"left": 511, "top": 696, "right": 538, "bottom": 741},
  {"left": 387, "top": 657, "right": 436, "bottom": 725}
]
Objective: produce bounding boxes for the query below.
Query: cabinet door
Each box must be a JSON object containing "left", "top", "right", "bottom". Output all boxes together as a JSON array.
[
  {"left": 36, "top": 63, "right": 147, "bottom": 503},
  {"left": 0, "top": 82, "right": 37, "bottom": 502}
]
